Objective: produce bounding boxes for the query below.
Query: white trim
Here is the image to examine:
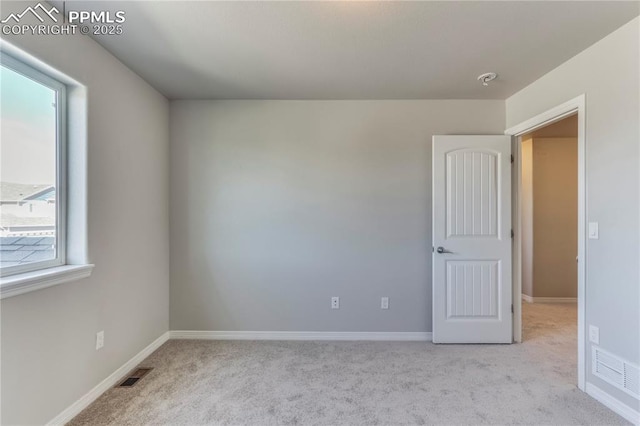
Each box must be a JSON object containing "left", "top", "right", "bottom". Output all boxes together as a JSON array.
[
  {"left": 0, "top": 264, "right": 94, "bottom": 299},
  {"left": 521, "top": 295, "right": 577, "bottom": 303},
  {"left": 512, "top": 135, "right": 523, "bottom": 343},
  {"left": 170, "top": 331, "right": 432, "bottom": 341},
  {"left": 506, "top": 94, "right": 586, "bottom": 391},
  {"left": 0, "top": 51, "right": 68, "bottom": 278},
  {"left": 1, "top": 40, "right": 91, "bottom": 271},
  {"left": 46, "top": 332, "right": 170, "bottom": 426},
  {"left": 504, "top": 96, "right": 582, "bottom": 136},
  {"left": 586, "top": 383, "right": 640, "bottom": 425},
  {"left": 509, "top": 129, "right": 527, "bottom": 341}
]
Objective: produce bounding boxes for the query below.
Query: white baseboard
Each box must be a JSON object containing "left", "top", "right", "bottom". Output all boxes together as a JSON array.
[
  {"left": 586, "top": 382, "right": 640, "bottom": 425},
  {"left": 46, "top": 331, "right": 170, "bottom": 426},
  {"left": 521, "top": 294, "right": 577, "bottom": 303},
  {"left": 170, "top": 330, "right": 432, "bottom": 341}
]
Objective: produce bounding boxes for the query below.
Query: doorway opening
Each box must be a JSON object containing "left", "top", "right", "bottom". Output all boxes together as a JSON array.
[
  {"left": 505, "top": 95, "right": 586, "bottom": 391},
  {"left": 519, "top": 114, "right": 578, "bottom": 348}
]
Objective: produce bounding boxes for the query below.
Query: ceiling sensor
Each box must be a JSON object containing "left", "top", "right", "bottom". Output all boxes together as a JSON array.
[{"left": 477, "top": 72, "right": 498, "bottom": 86}]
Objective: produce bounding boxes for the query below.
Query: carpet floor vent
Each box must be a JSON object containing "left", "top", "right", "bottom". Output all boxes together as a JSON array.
[
  {"left": 592, "top": 346, "right": 639, "bottom": 400},
  {"left": 117, "top": 368, "right": 153, "bottom": 388}
]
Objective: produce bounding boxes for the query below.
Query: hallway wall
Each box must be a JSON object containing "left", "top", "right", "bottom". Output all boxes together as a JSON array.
[{"left": 531, "top": 138, "right": 578, "bottom": 298}]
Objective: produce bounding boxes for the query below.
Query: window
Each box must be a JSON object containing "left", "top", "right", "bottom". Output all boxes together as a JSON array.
[{"left": 0, "top": 54, "right": 67, "bottom": 277}]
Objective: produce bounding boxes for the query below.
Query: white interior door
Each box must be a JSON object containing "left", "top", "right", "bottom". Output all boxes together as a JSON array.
[{"left": 432, "top": 135, "right": 512, "bottom": 343}]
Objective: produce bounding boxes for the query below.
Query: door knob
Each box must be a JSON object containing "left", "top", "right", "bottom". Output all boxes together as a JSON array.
[{"left": 436, "top": 246, "right": 452, "bottom": 254}]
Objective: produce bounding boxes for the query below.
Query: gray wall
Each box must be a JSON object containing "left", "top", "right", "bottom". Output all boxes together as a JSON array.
[
  {"left": 506, "top": 17, "right": 640, "bottom": 411},
  {"left": 0, "top": 2, "right": 170, "bottom": 424},
  {"left": 170, "top": 100, "right": 505, "bottom": 332}
]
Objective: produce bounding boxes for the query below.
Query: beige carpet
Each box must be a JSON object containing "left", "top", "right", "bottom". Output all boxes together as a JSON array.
[{"left": 69, "top": 303, "right": 627, "bottom": 425}]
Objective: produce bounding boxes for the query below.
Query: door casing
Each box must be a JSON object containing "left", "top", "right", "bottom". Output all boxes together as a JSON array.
[{"left": 504, "top": 94, "right": 586, "bottom": 391}]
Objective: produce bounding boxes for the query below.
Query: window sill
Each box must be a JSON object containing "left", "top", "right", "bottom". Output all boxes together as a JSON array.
[{"left": 0, "top": 264, "right": 94, "bottom": 300}]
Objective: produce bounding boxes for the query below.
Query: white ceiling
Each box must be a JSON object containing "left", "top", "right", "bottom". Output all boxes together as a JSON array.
[{"left": 65, "top": 1, "right": 639, "bottom": 100}]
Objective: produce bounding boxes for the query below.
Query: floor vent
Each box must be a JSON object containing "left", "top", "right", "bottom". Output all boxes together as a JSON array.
[
  {"left": 117, "top": 367, "right": 153, "bottom": 388},
  {"left": 592, "top": 346, "right": 639, "bottom": 400}
]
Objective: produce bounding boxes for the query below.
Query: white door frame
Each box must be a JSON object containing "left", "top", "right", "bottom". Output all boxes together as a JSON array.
[{"left": 505, "top": 94, "right": 586, "bottom": 391}]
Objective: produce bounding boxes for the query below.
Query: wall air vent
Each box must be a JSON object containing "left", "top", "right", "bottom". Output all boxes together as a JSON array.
[
  {"left": 592, "top": 346, "right": 639, "bottom": 400},
  {"left": 117, "top": 367, "right": 153, "bottom": 388}
]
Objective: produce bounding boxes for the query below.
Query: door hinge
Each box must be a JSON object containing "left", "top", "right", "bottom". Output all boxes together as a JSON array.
[
  {"left": 511, "top": 229, "right": 514, "bottom": 238},
  {"left": 511, "top": 304, "right": 514, "bottom": 313},
  {"left": 511, "top": 154, "right": 514, "bottom": 164}
]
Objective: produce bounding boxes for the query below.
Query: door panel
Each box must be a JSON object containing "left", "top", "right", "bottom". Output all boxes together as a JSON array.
[
  {"left": 447, "top": 150, "right": 498, "bottom": 238},
  {"left": 433, "top": 135, "right": 512, "bottom": 343},
  {"left": 446, "top": 260, "right": 499, "bottom": 319}
]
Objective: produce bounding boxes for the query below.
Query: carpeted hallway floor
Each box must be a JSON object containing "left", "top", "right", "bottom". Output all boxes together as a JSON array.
[{"left": 69, "top": 303, "right": 627, "bottom": 425}]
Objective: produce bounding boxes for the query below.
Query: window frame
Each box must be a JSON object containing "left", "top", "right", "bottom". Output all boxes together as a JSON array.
[{"left": 0, "top": 53, "right": 67, "bottom": 277}]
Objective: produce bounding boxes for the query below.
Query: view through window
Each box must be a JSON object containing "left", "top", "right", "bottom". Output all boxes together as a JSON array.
[{"left": 0, "top": 58, "right": 63, "bottom": 274}]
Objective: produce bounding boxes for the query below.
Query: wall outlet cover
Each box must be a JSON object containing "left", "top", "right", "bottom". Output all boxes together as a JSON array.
[
  {"left": 331, "top": 297, "right": 339, "bottom": 309},
  {"left": 381, "top": 297, "right": 389, "bottom": 309},
  {"left": 96, "top": 331, "right": 105, "bottom": 350}
]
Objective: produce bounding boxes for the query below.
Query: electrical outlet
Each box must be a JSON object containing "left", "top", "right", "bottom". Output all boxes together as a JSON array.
[
  {"left": 331, "top": 297, "right": 340, "bottom": 309},
  {"left": 381, "top": 297, "right": 389, "bottom": 309},
  {"left": 589, "top": 325, "right": 599, "bottom": 344},
  {"left": 96, "top": 331, "right": 105, "bottom": 350}
]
